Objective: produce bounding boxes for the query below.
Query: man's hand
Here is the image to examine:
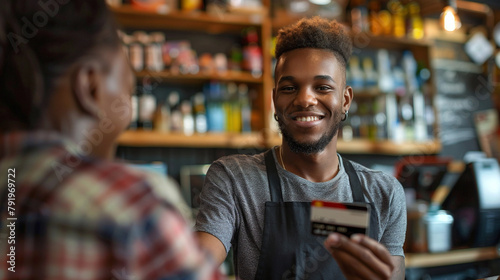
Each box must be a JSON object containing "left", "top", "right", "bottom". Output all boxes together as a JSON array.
[{"left": 324, "top": 233, "right": 401, "bottom": 280}]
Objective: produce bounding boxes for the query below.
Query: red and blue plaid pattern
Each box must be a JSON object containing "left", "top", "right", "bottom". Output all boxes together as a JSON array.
[{"left": 0, "top": 131, "right": 223, "bottom": 280}]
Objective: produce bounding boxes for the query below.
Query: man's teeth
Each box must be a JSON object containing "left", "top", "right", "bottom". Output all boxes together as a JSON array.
[{"left": 296, "top": 116, "right": 320, "bottom": 122}]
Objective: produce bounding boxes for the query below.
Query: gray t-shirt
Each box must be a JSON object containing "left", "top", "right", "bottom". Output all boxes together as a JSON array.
[{"left": 195, "top": 149, "right": 407, "bottom": 280}]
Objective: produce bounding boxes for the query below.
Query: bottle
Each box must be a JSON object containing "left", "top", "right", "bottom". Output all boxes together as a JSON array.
[
  {"left": 193, "top": 92, "right": 208, "bottom": 134},
  {"left": 239, "top": 84, "right": 251, "bottom": 133},
  {"left": 153, "top": 99, "right": 170, "bottom": 132},
  {"left": 400, "top": 97, "right": 414, "bottom": 140},
  {"left": 205, "top": 82, "right": 226, "bottom": 132},
  {"left": 130, "top": 31, "right": 146, "bottom": 71},
  {"left": 181, "top": 0, "right": 203, "bottom": 12},
  {"left": 129, "top": 95, "right": 139, "bottom": 130},
  {"left": 138, "top": 85, "right": 156, "bottom": 130},
  {"left": 368, "top": 0, "right": 383, "bottom": 35},
  {"left": 225, "top": 82, "right": 240, "bottom": 132},
  {"left": 242, "top": 28, "right": 262, "bottom": 78},
  {"left": 181, "top": 100, "right": 195, "bottom": 136},
  {"left": 362, "top": 57, "right": 378, "bottom": 92},
  {"left": 350, "top": 0, "right": 369, "bottom": 33},
  {"left": 413, "top": 91, "right": 428, "bottom": 141},
  {"left": 229, "top": 45, "right": 243, "bottom": 72},
  {"left": 349, "top": 101, "right": 360, "bottom": 138},
  {"left": 402, "top": 51, "right": 418, "bottom": 94},
  {"left": 407, "top": 0, "right": 424, "bottom": 39},
  {"left": 342, "top": 117, "right": 354, "bottom": 141},
  {"left": 374, "top": 95, "right": 387, "bottom": 139},
  {"left": 349, "top": 56, "right": 364, "bottom": 91},
  {"left": 147, "top": 32, "right": 165, "bottom": 72},
  {"left": 393, "top": 66, "right": 406, "bottom": 96},
  {"left": 388, "top": 0, "right": 406, "bottom": 38},
  {"left": 214, "top": 53, "right": 228, "bottom": 74},
  {"left": 377, "top": 49, "right": 394, "bottom": 93},
  {"left": 379, "top": 9, "right": 392, "bottom": 36},
  {"left": 168, "top": 91, "right": 183, "bottom": 132}
]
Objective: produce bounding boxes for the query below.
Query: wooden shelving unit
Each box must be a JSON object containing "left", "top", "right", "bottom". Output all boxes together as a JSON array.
[{"left": 113, "top": 6, "right": 442, "bottom": 156}]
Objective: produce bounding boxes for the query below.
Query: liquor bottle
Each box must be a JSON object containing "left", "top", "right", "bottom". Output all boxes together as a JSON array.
[
  {"left": 362, "top": 57, "right": 378, "bottom": 92},
  {"left": 407, "top": 0, "right": 424, "bottom": 39},
  {"left": 377, "top": 49, "right": 394, "bottom": 93},
  {"left": 368, "top": 0, "right": 383, "bottom": 35},
  {"left": 205, "top": 82, "right": 225, "bottom": 132},
  {"left": 168, "top": 91, "right": 183, "bottom": 132},
  {"left": 130, "top": 31, "right": 146, "bottom": 71},
  {"left": 350, "top": 0, "right": 369, "bottom": 33},
  {"left": 129, "top": 95, "right": 139, "bottom": 130},
  {"left": 388, "top": 0, "right": 406, "bottom": 38},
  {"left": 181, "top": 100, "right": 195, "bottom": 136},
  {"left": 402, "top": 51, "right": 418, "bottom": 94},
  {"left": 146, "top": 32, "right": 165, "bottom": 72},
  {"left": 242, "top": 28, "right": 262, "bottom": 78},
  {"left": 393, "top": 66, "right": 406, "bottom": 96},
  {"left": 374, "top": 96, "right": 388, "bottom": 140},
  {"left": 138, "top": 85, "right": 156, "bottom": 130},
  {"left": 225, "top": 82, "right": 240, "bottom": 132},
  {"left": 153, "top": 99, "right": 170, "bottom": 132},
  {"left": 349, "top": 56, "right": 364, "bottom": 91},
  {"left": 239, "top": 83, "right": 251, "bottom": 133},
  {"left": 193, "top": 92, "right": 208, "bottom": 134}
]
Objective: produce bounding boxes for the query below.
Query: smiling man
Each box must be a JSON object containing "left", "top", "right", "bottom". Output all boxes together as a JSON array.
[{"left": 195, "top": 17, "right": 407, "bottom": 280}]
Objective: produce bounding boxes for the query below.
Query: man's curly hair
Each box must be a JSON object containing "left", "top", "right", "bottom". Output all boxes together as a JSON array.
[{"left": 275, "top": 16, "right": 352, "bottom": 68}]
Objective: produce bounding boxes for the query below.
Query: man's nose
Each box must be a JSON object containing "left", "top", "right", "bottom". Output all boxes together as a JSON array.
[{"left": 293, "top": 87, "right": 317, "bottom": 108}]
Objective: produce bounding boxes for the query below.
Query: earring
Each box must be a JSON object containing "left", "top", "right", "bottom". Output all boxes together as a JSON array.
[
  {"left": 341, "top": 110, "right": 348, "bottom": 122},
  {"left": 274, "top": 114, "right": 278, "bottom": 121}
]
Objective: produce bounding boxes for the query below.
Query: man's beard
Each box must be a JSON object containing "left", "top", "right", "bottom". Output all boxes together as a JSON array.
[{"left": 278, "top": 111, "right": 342, "bottom": 155}]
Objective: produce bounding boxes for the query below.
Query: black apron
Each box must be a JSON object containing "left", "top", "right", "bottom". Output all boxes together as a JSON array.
[{"left": 253, "top": 150, "right": 379, "bottom": 280}]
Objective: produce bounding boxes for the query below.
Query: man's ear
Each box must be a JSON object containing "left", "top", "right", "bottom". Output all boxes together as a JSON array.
[
  {"left": 70, "top": 62, "right": 102, "bottom": 118},
  {"left": 272, "top": 87, "right": 278, "bottom": 112},
  {"left": 343, "top": 85, "right": 353, "bottom": 113}
]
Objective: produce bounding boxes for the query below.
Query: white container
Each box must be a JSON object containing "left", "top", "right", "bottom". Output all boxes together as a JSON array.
[{"left": 425, "top": 210, "right": 454, "bottom": 253}]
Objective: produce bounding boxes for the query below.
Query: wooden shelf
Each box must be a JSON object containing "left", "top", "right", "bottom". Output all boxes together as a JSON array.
[
  {"left": 268, "top": 135, "right": 441, "bottom": 155},
  {"left": 117, "top": 130, "right": 265, "bottom": 149},
  {"left": 111, "top": 5, "right": 264, "bottom": 33},
  {"left": 405, "top": 247, "right": 500, "bottom": 268},
  {"left": 351, "top": 32, "right": 433, "bottom": 50},
  {"left": 135, "top": 70, "right": 263, "bottom": 84}
]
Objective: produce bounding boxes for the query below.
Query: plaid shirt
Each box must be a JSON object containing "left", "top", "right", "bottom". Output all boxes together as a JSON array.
[{"left": 0, "top": 131, "right": 223, "bottom": 280}]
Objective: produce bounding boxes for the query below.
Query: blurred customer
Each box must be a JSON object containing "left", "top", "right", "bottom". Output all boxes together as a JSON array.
[{"left": 0, "top": 0, "right": 221, "bottom": 279}]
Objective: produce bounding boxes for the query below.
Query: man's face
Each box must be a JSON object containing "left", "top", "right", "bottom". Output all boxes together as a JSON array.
[
  {"left": 99, "top": 49, "right": 135, "bottom": 140},
  {"left": 273, "top": 48, "right": 350, "bottom": 155}
]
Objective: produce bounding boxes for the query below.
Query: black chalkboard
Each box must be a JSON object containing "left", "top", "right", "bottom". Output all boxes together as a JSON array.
[{"left": 433, "top": 40, "right": 494, "bottom": 160}]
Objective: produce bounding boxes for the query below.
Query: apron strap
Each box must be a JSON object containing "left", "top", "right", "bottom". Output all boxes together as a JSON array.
[
  {"left": 342, "top": 157, "right": 365, "bottom": 203},
  {"left": 265, "top": 149, "right": 283, "bottom": 203}
]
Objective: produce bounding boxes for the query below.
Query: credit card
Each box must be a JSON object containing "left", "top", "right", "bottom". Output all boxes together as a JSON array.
[{"left": 310, "top": 200, "right": 370, "bottom": 237}]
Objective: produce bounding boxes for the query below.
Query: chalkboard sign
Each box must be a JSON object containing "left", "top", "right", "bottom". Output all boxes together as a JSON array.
[{"left": 433, "top": 40, "right": 494, "bottom": 160}]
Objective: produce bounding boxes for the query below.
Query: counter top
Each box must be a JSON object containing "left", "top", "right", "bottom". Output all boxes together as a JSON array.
[{"left": 405, "top": 246, "right": 500, "bottom": 268}]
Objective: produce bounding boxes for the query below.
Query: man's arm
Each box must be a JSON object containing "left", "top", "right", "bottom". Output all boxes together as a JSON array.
[
  {"left": 196, "top": 232, "right": 227, "bottom": 266},
  {"left": 324, "top": 233, "right": 405, "bottom": 280},
  {"left": 391, "top": 256, "right": 405, "bottom": 280}
]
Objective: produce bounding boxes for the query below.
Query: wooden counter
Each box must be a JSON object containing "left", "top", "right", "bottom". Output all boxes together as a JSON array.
[{"left": 405, "top": 246, "right": 500, "bottom": 268}]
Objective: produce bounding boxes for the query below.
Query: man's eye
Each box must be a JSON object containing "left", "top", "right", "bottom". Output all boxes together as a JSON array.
[
  {"left": 317, "top": 85, "right": 332, "bottom": 91},
  {"left": 280, "top": 86, "right": 295, "bottom": 92}
]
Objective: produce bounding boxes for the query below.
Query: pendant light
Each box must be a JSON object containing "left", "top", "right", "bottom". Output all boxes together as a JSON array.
[{"left": 440, "top": 0, "right": 461, "bottom": 31}]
